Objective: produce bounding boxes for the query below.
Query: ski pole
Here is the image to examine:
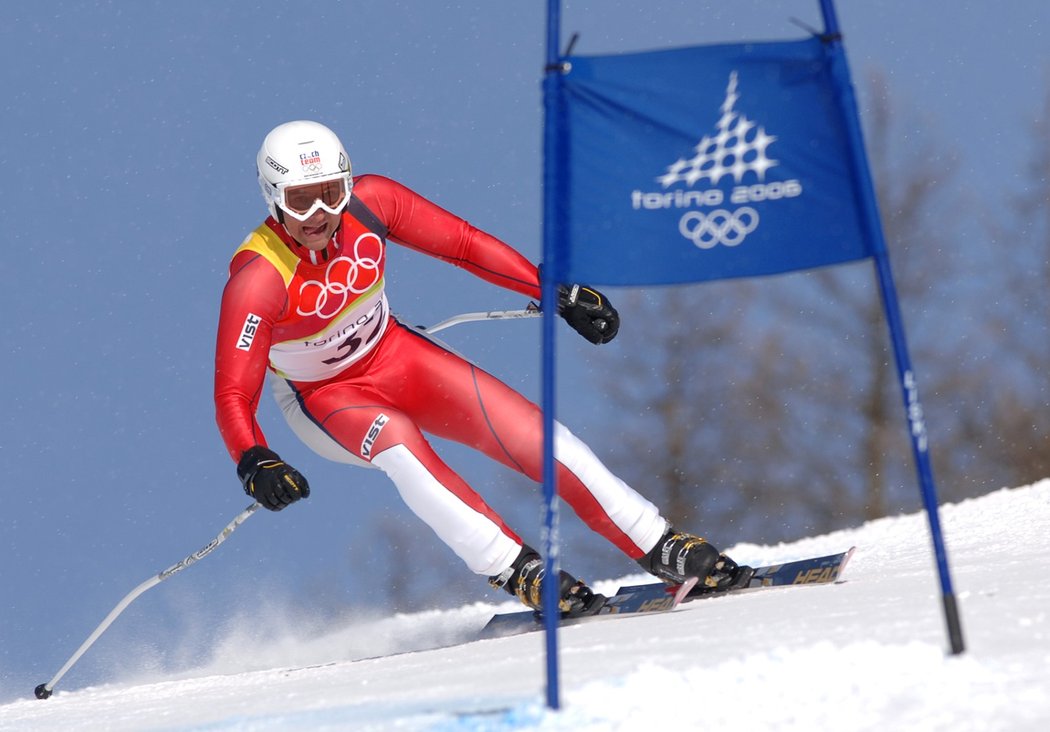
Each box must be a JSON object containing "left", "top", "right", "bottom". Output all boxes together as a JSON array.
[
  {"left": 34, "top": 502, "right": 262, "bottom": 699},
  {"left": 422, "top": 302, "right": 541, "bottom": 334}
]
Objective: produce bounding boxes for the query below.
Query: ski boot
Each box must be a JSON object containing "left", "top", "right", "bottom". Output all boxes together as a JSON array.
[
  {"left": 489, "top": 546, "right": 606, "bottom": 618},
  {"left": 639, "top": 528, "right": 750, "bottom": 591}
]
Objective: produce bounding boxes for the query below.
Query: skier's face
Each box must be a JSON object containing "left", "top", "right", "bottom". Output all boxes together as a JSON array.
[{"left": 283, "top": 207, "right": 341, "bottom": 250}]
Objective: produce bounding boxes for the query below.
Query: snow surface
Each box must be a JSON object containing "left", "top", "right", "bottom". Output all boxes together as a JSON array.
[{"left": 3, "top": 480, "right": 1048, "bottom": 731}]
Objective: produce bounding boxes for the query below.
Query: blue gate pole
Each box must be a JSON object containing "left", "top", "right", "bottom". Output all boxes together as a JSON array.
[
  {"left": 818, "top": 0, "right": 965, "bottom": 654},
  {"left": 541, "top": 0, "right": 565, "bottom": 709}
]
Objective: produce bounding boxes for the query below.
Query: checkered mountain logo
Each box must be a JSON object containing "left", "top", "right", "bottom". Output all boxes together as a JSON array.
[{"left": 657, "top": 71, "right": 779, "bottom": 188}]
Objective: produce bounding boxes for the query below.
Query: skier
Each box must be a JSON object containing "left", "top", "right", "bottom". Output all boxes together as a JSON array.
[{"left": 214, "top": 120, "right": 741, "bottom": 617}]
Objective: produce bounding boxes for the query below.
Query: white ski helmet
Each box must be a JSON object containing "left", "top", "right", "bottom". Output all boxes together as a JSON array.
[{"left": 256, "top": 120, "right": 353, "bottom": 221}]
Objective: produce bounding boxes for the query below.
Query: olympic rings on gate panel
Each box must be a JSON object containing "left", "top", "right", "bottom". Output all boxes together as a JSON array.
[{"left": 678, "top": 207, "right": 759, "bottom": 249}]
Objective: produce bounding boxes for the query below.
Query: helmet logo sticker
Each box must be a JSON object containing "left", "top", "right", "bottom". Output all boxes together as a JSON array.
[
  {"left": 264, "top": 156, "right": 288, "bottom": 175},
  {"left": 299, "top": 150, "right": 322, "bottom": 175}
]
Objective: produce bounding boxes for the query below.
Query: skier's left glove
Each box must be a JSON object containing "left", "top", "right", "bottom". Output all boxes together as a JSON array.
[
  {"left": 558, "top": 284, "right": 619, "bottom": 345},
  {"left": 237, "top": 445, "right": 310, "bottom": 512}
]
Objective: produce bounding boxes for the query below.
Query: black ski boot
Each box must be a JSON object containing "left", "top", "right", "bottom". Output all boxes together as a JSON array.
[
  {"left": 639, "top": 528, "right": 745, "bottom": 590},
  {"left": 489, "top": 546, "right": 606, "bottom": 618}
]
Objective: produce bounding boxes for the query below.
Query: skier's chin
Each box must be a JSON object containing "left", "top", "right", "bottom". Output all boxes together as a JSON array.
[
  {"left": 286, "top": 212, "right": 339, "bottom": 250},
  {"left": 299, "top": 224, "right": 329, "bottom": 248}
]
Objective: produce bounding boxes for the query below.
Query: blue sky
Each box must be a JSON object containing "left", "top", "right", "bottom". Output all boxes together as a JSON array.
[{"left": 2, "top": 1, "right": 1047, "bottom": 699}]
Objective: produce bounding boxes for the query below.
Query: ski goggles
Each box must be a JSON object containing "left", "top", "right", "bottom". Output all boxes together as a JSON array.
[{"left": 272, "top": 175, "right": 352, "bottom": 221}]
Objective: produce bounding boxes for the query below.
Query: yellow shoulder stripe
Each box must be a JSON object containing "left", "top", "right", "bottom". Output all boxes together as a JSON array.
[{"left": 235, "top": 224, "right": 299, "bottom": 286}]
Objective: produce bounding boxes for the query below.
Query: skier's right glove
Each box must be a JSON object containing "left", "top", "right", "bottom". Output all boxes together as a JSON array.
[{"left": 237, "top": 445, "right": 310, "bottom": 512}]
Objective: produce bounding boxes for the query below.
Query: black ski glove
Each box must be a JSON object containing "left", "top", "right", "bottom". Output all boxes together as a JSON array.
[
  {"left": 558, "top": 284, "right": 619, "bottom": 345},
  {"left": 237, "top": 446, "right": 310, "bottom": 512}
]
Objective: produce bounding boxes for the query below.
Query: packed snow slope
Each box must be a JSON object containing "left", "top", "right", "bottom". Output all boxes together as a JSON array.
[{"left": 2, "top": 480, "right": 1048, "bottom": 731}]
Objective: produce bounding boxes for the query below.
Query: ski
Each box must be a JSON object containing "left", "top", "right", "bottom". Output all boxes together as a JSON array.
[{"left": 479, "top": 547, "right": 855, "bottom": 639}]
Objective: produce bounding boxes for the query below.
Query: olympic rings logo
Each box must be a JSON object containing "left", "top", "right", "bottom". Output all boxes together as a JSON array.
[
  {"left": 297, "top": 233, "right": 384, "bottom": 319},
  {"left": 678, "top": 207, "right": 759, "bottom": 249}
]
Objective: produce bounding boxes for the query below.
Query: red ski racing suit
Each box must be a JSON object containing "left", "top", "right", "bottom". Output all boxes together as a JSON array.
[{"left": 214, "top": 174, "right": 667, "bottom": 576}]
